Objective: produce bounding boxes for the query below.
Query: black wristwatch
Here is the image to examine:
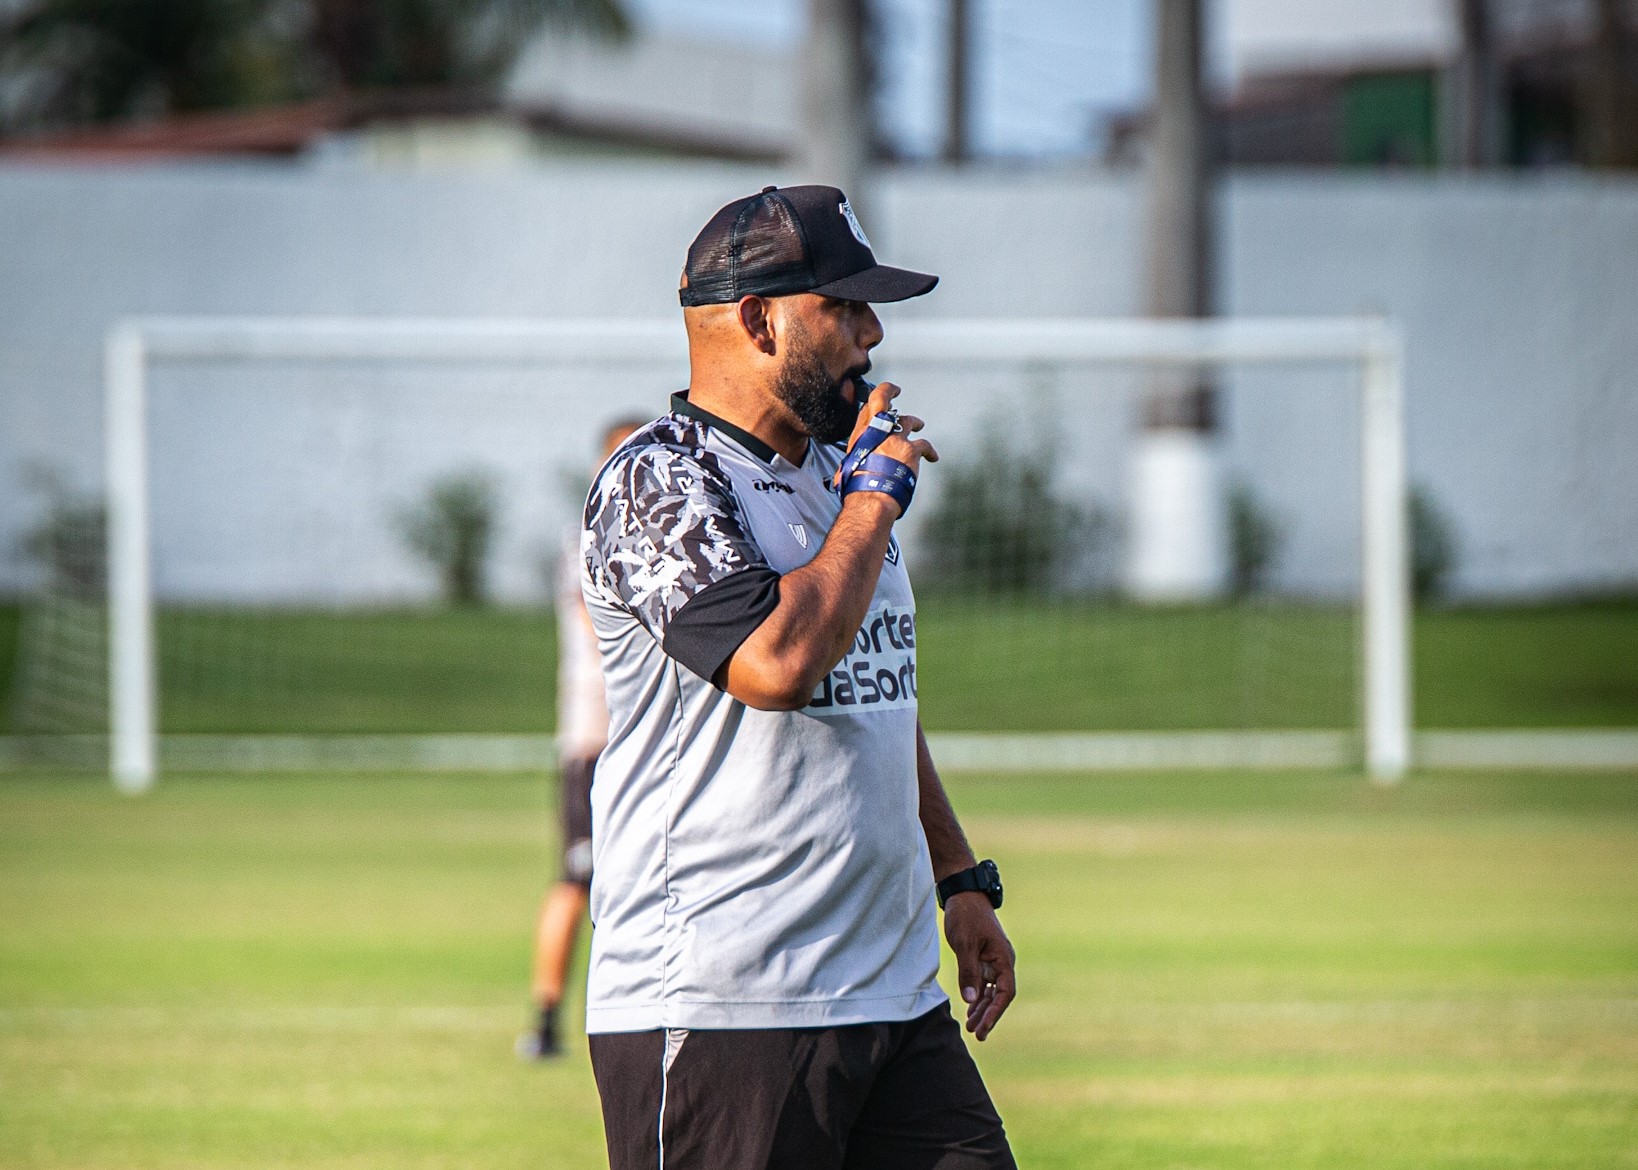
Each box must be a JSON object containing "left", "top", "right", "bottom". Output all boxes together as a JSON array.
[{"left": 936, "top": 859, "right": 1003, "bottom": 910}]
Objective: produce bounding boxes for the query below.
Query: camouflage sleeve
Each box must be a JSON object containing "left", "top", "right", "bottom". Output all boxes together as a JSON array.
[{"left": 584, "top": 444, "right": 769, "bottom": 641}]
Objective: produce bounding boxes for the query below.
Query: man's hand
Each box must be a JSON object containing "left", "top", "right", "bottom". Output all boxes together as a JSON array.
[
  {"left": 942, "top": 893, "right": 1016, "bottom": 1042},
  {"left": 719, "top": 382, "right": 933, "bottom": 709},
  {"left": 834, "top": 380, "right": 938, "bottom": 492}
]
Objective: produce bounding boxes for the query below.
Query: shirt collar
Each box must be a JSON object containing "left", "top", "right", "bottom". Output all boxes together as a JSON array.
[{"left": 670, "top": 390, "right": 807, "bottom": 469}]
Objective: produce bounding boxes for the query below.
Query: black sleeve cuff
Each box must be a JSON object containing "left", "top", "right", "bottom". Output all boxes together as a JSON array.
[{"left": 663, "top": 567, "right": 782, "bottom": 685}]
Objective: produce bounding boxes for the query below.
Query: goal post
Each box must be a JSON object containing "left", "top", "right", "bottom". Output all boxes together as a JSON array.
[
  {"left": 105, "top": 323, "right": 158, "bottom": 793},
  {"left": 103, "top": 315, "right": 1410, "bottom": 791}
]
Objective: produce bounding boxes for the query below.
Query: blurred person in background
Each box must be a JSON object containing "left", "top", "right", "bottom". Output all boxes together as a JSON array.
[{"left": 519, "top": 417, "right": 645, "bottom": 1060}]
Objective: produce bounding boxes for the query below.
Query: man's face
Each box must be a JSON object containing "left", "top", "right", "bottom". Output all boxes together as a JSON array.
[{"left": 770, "top": 295, "right": 883, "bottom": 444}]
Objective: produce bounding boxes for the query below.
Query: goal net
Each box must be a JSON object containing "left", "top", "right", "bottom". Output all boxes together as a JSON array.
[{"left": 69, "top": 316, "right": 1407, "bottom": 789}]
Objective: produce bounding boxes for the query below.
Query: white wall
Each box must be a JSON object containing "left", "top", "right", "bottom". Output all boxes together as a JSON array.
[
  {"left": 1223, "top": 174, "right": 1638, "bottom": 598},
  {"left": 1221, "top": 0, "right": 1454, "bottom": 78},
  {"left": 2, "top": 161, "right": 1634, "bottom": 602},
  {"left": 506, "top": 33, "right": 795, "bottom": 155},
  {"left": 0, "top": 160, "right": 770, "bottom": 602}
]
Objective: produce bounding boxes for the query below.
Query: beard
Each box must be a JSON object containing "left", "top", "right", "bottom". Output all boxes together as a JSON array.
[{"left": 773, "top": 330, "right": 862, "bottom": 445}]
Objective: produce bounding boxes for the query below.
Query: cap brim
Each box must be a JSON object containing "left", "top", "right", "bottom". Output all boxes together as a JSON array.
[{"left": 810, "top": 264, "right": 939, "bottom": 303}]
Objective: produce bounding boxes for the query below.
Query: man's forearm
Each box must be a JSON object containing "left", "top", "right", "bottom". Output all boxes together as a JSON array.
[
  {"left": 921, "top": 719, "right": 1017, "bottom": 1042},
  {"left": 916, "top": 722, "right": 977, "bottom": 881},
  {"left": 719, "top": 492, "right": 898, "bottom": 708}
]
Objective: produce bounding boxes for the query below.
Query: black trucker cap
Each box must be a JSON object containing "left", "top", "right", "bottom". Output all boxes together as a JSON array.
[{"left": 679, "top": 185, "right": 938, "bottom": 307}]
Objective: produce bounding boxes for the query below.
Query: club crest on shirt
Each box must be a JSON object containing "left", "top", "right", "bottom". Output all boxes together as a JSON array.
[{"left": 788, "top": 522, "right": 809, "bottom": 548}]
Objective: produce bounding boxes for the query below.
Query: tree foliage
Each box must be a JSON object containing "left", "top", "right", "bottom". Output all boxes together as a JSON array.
[
  {"left": 0, "top": 0, "right": 629, "bottom": 132},
  {"left": 308, "top": 0, "right": 627, "bottom": 91},
  {"left": 0, "top": 0, "right": 304, "bottom": 128},
  {"left": 917, "top": 423, "right": 1108, "bottom": 596}
]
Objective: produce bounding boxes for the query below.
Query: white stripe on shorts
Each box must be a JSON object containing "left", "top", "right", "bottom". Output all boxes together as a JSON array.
[{"left": 658, "top": 1028, "right": 688, "bottom": 1168}]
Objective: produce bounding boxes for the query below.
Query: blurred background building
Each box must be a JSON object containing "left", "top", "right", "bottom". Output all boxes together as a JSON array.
[
  {"left": 0, "top": 0, "right": 1634, "bottom": 616},
  {"left": 3, "top": 0, "right": 1633, "bottom": 605}
]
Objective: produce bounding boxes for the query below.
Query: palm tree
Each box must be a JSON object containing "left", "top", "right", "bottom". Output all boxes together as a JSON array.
[
  {"left": 0, "top": 0, "right": 303, "bottom": 131},
  {"left": 0, "top": 0, "right": 629, "bottom": 133}
]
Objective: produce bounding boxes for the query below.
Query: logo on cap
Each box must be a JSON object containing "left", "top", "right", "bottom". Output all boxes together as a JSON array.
[{"left": 838, "top": 199, "right": 871, "bottom": 248}]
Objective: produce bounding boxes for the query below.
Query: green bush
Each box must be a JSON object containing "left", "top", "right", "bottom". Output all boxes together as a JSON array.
[
  {"left": 1410, "top": 485, "right": 1459, "bottom": 602},
  {"left": 396, "top": 470, "right": 500, "bottom": 607},
  {"left": 917, "top": 425, "right": 1109, "bottom": 595},
  {"left": 1227, "top": 479, "right": 1286, "bottom": 596},
  {"left": 16, "top": 467, "right": 105, "bottom": 598}
]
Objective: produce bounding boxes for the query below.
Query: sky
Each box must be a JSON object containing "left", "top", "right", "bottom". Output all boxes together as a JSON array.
[{"left": 621, "top": 0, "right": 1157, "bottom": 159}]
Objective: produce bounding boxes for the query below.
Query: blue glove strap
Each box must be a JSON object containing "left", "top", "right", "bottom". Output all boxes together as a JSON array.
[
  {"left": 838, "top": 411, "right": 900, "bottom": 485},
  {"left": 842, "top": 452, "right": 916, "bottom": 515},
  {"left": 853, "top": 453, "right": 916, "bottom": 491}
]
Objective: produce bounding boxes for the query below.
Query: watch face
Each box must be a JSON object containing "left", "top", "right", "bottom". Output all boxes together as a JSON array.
[{"left": 979, "top": 859, "right": 1003, "bottom": 907}]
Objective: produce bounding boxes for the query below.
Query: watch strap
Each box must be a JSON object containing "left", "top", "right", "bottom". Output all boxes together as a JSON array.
[{"left": 936, "top": 860, "right": 1002, "bottom": 910}]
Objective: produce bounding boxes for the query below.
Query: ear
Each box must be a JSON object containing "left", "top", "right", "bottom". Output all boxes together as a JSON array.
[{"left": 736, "top": 296, "right": 777, "bottom": 356}]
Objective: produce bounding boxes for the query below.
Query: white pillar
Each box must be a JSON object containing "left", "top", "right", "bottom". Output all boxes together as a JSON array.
[
  {"left": 105, "top": 323, "right": 157, "bottom": 793},
  {"left": 1127, "top": 428, "right": 1227, "bottom": 601},
  {"left": 1361, "top": 334, "right": 1412, "bottom": 782},
  {"left": 1133, "top": 0, "right": 1222, "bottom": 602}
]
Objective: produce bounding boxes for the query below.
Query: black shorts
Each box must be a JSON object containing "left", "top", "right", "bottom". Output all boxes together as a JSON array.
[
  {"left": 559, "top": 755, "right": 595, "bottom": 887},
  {"left": 589, "top": 1002, "right": 1016, "bottom": 1170}
]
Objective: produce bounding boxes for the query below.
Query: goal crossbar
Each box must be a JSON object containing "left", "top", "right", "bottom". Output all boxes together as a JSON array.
[
  {"left": 104, "top": 315, "right": 1410, "bottom": 791},
  {"left": 123, "top": 314, "right": 1393, "bottom": 364}
]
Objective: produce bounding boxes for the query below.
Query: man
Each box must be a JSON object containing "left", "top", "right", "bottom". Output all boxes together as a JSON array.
[
  {"left": 581, "top": 184, "right": 1017, "bottom": 1170},
  {"left": 520, "top": 418, "right": 645, "bottom": 1061}
]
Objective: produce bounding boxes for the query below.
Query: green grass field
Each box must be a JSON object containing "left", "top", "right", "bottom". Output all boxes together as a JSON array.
[
  {"left": 2, "top": 769, "right": 1635, "bottom": 1169},
  {"left": 4, "top": 599, "right": 1635, "bottom": 735}
]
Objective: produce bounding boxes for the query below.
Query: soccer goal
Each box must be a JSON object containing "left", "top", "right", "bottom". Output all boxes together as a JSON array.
[{"left": 96, "top": 315, "right": 1408, "bottom": 792}]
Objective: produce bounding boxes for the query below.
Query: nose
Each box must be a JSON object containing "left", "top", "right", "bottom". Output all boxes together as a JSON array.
[{"left": 859, "top": 303, "right": 884, "bottom": 352}]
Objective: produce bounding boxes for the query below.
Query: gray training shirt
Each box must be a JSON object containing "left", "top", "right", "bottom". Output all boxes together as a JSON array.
[{"left": 580, "top": 392, "right": 945, "bottom": 1033}]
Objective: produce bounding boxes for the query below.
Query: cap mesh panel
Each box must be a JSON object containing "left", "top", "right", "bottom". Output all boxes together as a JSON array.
[{"left": 682, "top": 193, "right": 813, "bottom": 305}]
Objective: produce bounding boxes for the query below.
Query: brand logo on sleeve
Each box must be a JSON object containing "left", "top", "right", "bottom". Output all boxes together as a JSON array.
[{"left": 788, "top": 522, "right": 809, "bottom": 548}]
